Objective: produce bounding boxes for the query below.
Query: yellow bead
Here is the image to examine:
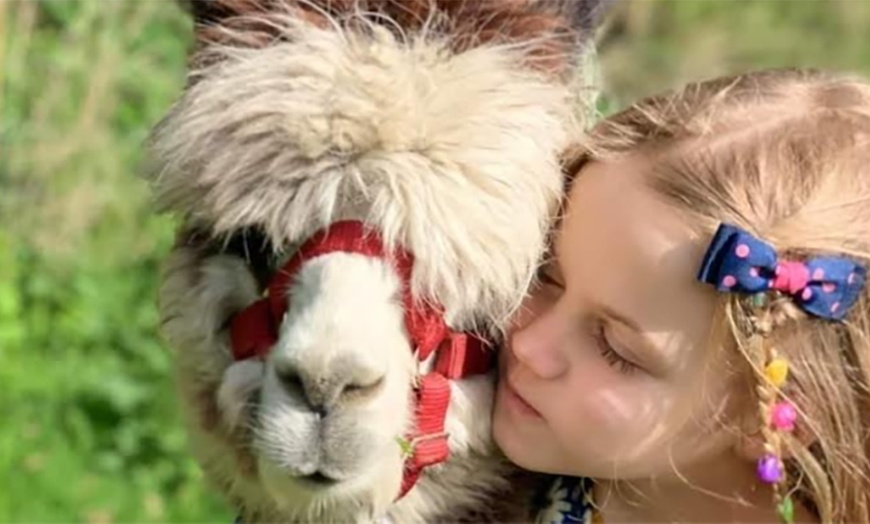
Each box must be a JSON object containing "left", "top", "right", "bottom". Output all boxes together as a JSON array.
[{"left": 765, "top": 358, "right": 789, "bottom": 387}]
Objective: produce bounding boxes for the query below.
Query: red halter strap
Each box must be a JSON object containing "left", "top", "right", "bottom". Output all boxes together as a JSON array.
[{"left": 228, "top": 220, "right": 493, "bottom": 499}]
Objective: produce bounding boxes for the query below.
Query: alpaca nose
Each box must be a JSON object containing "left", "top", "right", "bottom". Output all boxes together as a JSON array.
[{"left": 274, "top": 358, "right": 385, "bottom": 414}]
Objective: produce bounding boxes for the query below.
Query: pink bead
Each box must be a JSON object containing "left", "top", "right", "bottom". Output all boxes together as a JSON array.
[
  {"left": 722, "top": 275, "right": 737, "bottom": 288},
  {"left": 736, "top": 244, "right": 750, "bottom": 258},
  {"left": 831, "top": 302, "right": 840, "bottom": 313},
  {"left": 848, "top": 272, "right": 856, "bottom": 285},
  {"left": 749, "top": 267, "right": 759, "bottom": 277},
  {"left": 812, "top": 268, "right": 825, "bottom": 280},
  {"left": 771, "top": 402, "right": 797, "bottom": 432},
  {"left": 801, "top": 288, "right": 812, "bottom": 301},
  {"left": 822, "top": 283, "right": 836, "bottom": 293}
]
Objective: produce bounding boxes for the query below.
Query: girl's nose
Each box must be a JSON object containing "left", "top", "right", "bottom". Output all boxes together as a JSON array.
[{"left": 510, "top": 307, "right": 570, "bottom": 380}]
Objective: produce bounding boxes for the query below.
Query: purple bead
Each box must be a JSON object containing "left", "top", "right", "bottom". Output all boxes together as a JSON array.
[{"left": 757, "top": 454, "right": 783, "bottom": 484}]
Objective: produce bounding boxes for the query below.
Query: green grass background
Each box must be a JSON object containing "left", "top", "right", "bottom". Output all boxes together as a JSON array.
[{"left": 2, "top": 1, "right": 869, "bottom": 521}]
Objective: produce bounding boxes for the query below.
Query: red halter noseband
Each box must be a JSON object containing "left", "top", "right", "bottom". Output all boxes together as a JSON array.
[{"left": 228, "top": 220, "right": 493, "bottom": 498}]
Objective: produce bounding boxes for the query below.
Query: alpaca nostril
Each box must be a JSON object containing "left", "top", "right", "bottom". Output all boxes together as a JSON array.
[
  {"left": 273, "top": 361, "right": 384, "bottom": 413},
  {"left": 274, "top": 365, "right": 336, "bottom": 414}
]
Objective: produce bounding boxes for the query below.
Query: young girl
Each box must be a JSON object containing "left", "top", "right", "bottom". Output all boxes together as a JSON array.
[{"left": 492, "top": 68, "right": 870, "bottom": 523}]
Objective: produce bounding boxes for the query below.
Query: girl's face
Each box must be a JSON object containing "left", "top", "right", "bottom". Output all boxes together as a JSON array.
[{"left": 492, "top": 155, "right": 752, "bottom": 482}]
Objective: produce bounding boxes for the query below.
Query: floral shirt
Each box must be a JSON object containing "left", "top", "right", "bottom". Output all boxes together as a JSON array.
[{"left": 532, "top": 475, "right": 598, "bottom": 524}]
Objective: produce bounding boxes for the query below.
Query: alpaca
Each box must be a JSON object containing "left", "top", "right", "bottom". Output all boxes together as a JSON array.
[{"left": 145, "top": 1, "right": 606, "bottom": 522}]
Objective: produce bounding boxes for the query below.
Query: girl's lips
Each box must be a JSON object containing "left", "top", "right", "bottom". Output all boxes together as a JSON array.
[{"left": 502, "top": 379, "right": 543, "bottom": 419}]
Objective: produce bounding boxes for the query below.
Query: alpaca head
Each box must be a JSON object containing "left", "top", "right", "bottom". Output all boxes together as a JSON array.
[{"left": 147, "top": 0, "right": 606, "bottom": 520}]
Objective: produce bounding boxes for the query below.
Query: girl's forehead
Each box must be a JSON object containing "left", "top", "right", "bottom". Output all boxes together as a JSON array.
[
  {"left": 559, "top": 156, "right": 700, "bottom": 277},
  {"left": 558, "top": 157, "right": 718, "bottom": 364}
]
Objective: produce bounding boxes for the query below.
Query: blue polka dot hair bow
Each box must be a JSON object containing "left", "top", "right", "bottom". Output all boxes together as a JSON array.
[{"left": 697, "top": 223, "right": 866, "bottom": 320}]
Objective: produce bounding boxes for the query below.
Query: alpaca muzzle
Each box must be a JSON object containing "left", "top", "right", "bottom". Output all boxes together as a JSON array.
[{"left": 228, "top": 219, "right": 494, "bottom": 499}]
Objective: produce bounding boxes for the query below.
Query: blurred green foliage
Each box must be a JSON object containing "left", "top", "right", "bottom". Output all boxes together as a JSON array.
[
  {"left": 597, "top": 0, "right": 870, "bottom": 109},
  {"left": 1, "top": 0, "right": 869, "bottom": 521},
  {"left": 1, "top": 0, "right": 228, "bottom": 520}
]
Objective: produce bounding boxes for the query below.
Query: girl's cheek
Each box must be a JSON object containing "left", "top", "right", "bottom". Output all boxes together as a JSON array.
[
  {"left": 568, "top": 366, "right": 633, "bottom": 428},
  {"left": 559, "top": 366, "right": 666, "bottom": 456}
]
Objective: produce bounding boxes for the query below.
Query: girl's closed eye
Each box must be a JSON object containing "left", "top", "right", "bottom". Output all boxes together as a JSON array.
[
  {"left": 536, "top": 262, "right": 647, "bottom": 375},
  {"left": 536, "top": 262, "right": 564, "bottom": 289},
  {"left": 592, "top": 320, "right": 638, "bottom": 375}
]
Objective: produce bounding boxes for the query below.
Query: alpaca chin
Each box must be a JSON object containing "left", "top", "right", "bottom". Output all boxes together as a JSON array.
[{"left": 255, "top": 455, "right": 404, "bottom": 524}]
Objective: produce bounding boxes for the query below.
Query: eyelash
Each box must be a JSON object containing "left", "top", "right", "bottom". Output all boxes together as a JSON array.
[
  {"left": 535, "top": 266, "right": 637, "bottom": 374},
  {"left": 592, "top": 321, "right": 636, "bottom": 374},
  {"left": 536, "top": 264, "right": 562, "bottom": 288}
]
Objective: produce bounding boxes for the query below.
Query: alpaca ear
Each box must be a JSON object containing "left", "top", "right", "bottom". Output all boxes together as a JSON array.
[
  {"left": 177, "top": 0, "right": 287, "bottom": 69},
  {"left": 179, "top": 0, "right": 268, "bottom": 26},
  {"left": 545, "top": 0, "right": 617, "bottom": 34},
  {"left": 542, "top": 0, "right": 618, "bottom": 71},
  {"left": 442, "top": 0, "right": 615, "bottom": 83},
  {"left": 187, "top": 0, "right": 226, "bottom": 25}
]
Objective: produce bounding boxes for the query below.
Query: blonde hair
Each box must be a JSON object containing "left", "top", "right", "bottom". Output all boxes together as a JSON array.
[{"left": 570, "top": 68, "right": 870, "bottom": 522}]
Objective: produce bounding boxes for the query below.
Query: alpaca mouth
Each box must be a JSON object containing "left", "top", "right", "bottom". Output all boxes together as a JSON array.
[
  {"left": 251, "top": 399, "right": 371, "bottom": 491},
  {"left": 299, "top": 471, "right": 340, "bottom": 487}
]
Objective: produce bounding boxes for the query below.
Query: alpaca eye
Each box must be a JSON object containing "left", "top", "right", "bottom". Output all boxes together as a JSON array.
[
  {"left": 274, "top": 366, "right": 305, "bottom": 396},
  {"left": 221, "top": 226, "right": 276, "bottom": 289},
  {"left": 536, "top": 263, "right": 563, "bottom": 289}
]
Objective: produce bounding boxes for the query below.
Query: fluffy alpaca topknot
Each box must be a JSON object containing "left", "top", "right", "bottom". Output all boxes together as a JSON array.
[{"left": 146, "top": 11, "right": 582, "bottom": 332}]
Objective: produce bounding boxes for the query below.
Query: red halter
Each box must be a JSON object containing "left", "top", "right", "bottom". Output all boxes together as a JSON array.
[{"left": 228, "top": 220, "right": 494, "bottom": 498}]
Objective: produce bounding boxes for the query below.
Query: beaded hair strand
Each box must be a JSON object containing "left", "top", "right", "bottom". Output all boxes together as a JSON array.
[{"left": 745, "top": 293, "right": 798, "bottom": 523}]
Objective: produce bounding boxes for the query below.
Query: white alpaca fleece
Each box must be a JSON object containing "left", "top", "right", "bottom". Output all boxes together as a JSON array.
[{"left": 146, "top": 17, "right": 577, "bottom": 333}]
